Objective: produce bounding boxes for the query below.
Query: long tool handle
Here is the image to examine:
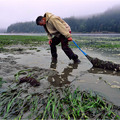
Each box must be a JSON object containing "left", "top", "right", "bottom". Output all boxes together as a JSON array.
[{"left": 73, "top": 40, "right": 87, "bottom": 56}]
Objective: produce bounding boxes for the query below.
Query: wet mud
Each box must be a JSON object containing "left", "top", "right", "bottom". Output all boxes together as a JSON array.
[{"left": 0, "top": 45, "right": 120, "bottom": 106}]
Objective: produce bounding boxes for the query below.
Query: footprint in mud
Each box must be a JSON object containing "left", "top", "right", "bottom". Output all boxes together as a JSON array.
[
  {"left": 0, "top": 56, "right": 17, "bottom": 64},
  {"left": 0, "top": 56, "right": 18, "bottom": 77}
]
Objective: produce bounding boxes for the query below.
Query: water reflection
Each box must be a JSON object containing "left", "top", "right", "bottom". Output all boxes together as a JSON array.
[{"left": 48, "top": 61, "right": 78, "bottom": 87}]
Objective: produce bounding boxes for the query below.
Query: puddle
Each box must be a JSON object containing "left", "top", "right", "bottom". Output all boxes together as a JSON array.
[{"left": 0, "top": 45, "right": 120, "bottom": 106}]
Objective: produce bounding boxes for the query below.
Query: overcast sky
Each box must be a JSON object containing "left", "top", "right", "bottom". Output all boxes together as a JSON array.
[{"left": 1, "top": 0, "right": 120, "bottom": 28}]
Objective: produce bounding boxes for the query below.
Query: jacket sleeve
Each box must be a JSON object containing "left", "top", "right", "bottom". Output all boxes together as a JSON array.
[{"left": 51, "top": 18, "right": 72, "bottom": 38}]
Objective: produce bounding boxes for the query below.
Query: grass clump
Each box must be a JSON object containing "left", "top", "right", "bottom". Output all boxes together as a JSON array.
[
  {"left": 0, "top": 86, "right": 119, "bottom": 119},
  {"left": 41, "top": 88, "right": 120, "bottom": 120},
  {"left": 95, "top": 44, "right": 120, "bottom": 48}
]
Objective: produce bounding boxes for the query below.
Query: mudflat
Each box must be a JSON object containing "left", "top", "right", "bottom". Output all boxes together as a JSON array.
[{"left": 1, "top": 44, "right": 120, "bottom": 106}]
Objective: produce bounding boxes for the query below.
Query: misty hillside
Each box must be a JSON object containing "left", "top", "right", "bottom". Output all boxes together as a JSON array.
[
  {"left": 7, "top": 5, "right": 120, "bottom": 33},
  {"left": 64, "top": 5, "right": 120, "bottom": 33},
  {"left": 104, "top": 5, "right": 120, "bottom": 15}
]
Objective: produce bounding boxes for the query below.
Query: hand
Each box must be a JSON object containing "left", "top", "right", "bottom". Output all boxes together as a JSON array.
[
  {"left": 49, "top": 39, "right": 52, "bottom": 45},
  {"left": 68, "top": 37, "right": 72, "bottom": 41}
]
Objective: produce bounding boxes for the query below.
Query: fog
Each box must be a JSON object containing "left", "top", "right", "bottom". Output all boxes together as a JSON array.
[{"left": 0, "top": 0, "right": 120, "bottom": 28}]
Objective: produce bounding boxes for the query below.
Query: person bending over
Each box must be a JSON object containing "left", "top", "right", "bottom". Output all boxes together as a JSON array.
[{"left": 36, "top": 12, "right": 80, "bottom": 63}]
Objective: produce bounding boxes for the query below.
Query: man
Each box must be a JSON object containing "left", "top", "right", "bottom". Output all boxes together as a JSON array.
[{"left": 36, "top": 12, "right": 80, "bottom": 63}]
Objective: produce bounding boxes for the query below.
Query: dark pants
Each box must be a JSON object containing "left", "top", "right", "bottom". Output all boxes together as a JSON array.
[{"left": 50, "top": 35, "right": 78, "bottom": 60}]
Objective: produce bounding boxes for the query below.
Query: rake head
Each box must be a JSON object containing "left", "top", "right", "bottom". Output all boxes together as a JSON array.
[{"left": 86, "top": 55, "right": 120, "bottom": 71}]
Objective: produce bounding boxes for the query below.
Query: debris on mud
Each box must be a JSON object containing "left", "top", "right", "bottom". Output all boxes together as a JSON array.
[
  {"left": 86, "top": 55, "right": 120, "bottom": 71},
  {"left": 88, "top": 67, "right": 120, "bottom": 76},
  {"left": 19, "top": 76, "right": 40, "bottom": 87}
]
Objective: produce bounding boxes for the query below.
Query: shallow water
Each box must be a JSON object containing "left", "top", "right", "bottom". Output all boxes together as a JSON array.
[{"left": 0, "top": 45, "right": 120, "bottom": 106}]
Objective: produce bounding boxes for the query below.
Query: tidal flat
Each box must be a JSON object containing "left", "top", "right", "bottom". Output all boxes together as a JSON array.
[{"left": 0, "top": 34, "right": 120, "bottom": 119}]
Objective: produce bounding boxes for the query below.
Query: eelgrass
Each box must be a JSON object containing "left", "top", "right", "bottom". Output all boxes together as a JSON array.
[
  {"left": 0, "top": 35, "right": 48, "bottom": 53},
  {"left": 1, "top": 35, "right": 120, "bottom": 49},
  {"left": 71, "top": 36, "right": 120, "bottom": 49},
  {"left": 0, "top": 85, "right": 120, "bottom": 119},
  {"left": 0, "top": 35, "right": 48, "bottom": 51}
]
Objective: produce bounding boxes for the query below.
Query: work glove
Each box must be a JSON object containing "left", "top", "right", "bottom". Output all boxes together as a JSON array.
[
  {"left": 49, "top": 39, "right": 52, "bottom": 45},
  {"left": 68, "top": 37, "right": 72, "bottom": 42}
]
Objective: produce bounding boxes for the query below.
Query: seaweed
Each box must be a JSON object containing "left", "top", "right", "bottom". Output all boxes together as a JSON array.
[{"left": 86, "top": 55, "right": 120, "bottom": 71}]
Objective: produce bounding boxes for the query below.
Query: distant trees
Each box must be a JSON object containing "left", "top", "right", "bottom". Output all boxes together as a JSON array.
[
  {"left": 64, "top": 7, "right": 120, "bottom": 33},
  {"left": 7, "top": 21, "right": 45, "bottom": 33},
  {"left": 7, "top": 6, "right": 120, "bottom": 33}
]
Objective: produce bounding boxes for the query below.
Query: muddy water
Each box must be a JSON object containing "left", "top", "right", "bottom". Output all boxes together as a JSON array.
[{"left": 0, "top": 45, "right": 120, "bottom": 106}]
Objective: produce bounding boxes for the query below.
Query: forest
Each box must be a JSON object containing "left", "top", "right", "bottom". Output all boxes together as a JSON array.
[{"left": 7, "top": 5, "right": 120, "bottom": 33}]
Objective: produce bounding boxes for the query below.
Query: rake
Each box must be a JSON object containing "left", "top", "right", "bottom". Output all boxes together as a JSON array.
[{"left": 73, "top": 40, "right": 120, "bottom": 71}]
